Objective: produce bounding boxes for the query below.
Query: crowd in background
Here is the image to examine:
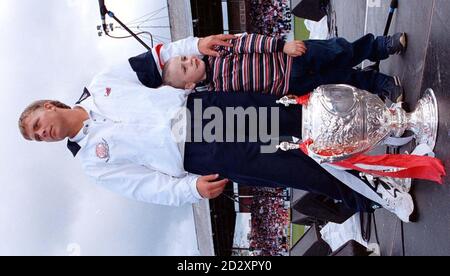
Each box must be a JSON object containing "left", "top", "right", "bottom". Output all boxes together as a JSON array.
[
  {"left": 247, "top": 0, "right": 293, "bottom": 38},
  {"left": 248, "top": 187, "right": 290, "bottom": 256}
]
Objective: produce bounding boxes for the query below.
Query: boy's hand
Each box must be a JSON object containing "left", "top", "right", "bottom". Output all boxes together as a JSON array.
[
  {"left": 283, "top": 40, "right": 307, "bottom": 57},
  {"left": 196, "top": 174, "right": 229, "bottom": 199}
]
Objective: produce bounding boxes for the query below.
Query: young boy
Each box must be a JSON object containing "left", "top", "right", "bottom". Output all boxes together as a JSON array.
[{"left": 162, "top": 33, "right": 407, "bottom": 102}]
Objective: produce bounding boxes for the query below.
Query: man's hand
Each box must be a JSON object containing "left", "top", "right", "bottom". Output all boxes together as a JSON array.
[
  {"left": 196, "top": 174, "right": 229, "bottom": 199},
  {"left": 283, "top": 40, "right": 307, "bottom": 57},
  {"left": 198, "top": 34, "right": 237, "bottom": 57}
]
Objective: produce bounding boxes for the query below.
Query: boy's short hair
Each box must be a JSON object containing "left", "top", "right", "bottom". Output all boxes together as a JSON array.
[
  {"left": 161, "top": 59, "right": 184, "bottom": 89},
  {"left": 18, "top": 100, "right": 71, "bottom": 140}
]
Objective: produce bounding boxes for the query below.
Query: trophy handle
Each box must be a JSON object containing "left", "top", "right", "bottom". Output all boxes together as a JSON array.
[{"left": 276, "top": 95, "right": 300, "bottom": 107}]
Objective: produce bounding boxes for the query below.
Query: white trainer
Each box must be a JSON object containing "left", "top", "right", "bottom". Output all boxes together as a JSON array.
[
  {"left": 375, "top": 180, "right": 414, "bottom": 223},
  {"left": 360, "top": 173, "right": 414, "bottom": 223}
]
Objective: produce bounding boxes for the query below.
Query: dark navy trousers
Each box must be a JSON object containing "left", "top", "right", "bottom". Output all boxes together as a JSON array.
[
  {"left": 288, "top": 34, "right": 394, "bottom": 98},
  {"left": 183, "top": 91, "right": 376, "bottom": 212}
]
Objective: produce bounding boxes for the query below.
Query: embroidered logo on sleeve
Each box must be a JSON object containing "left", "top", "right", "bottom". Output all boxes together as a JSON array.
[
  {"left": 95, "top": 138, "right": 110, "bottom": 162},
  {"left": 105, "top": 87, "right": 112, "bottom": 97}
]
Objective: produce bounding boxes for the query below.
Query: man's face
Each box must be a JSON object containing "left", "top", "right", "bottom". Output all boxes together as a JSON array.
[
  {"left": 23, "top": 104, "right": 69, "bottom": 142},
  {"left": 169, "top": 56, "right": 206, "bottom": 89}
]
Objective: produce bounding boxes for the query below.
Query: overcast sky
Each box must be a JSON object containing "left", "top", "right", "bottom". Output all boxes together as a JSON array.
[{"left": 0, "top": 0, "right": 199, "bottom": 256}]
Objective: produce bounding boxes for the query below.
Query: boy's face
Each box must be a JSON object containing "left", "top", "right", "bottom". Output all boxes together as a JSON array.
[{"left": 168, "top": 56, "right": 206, "bottom": 89}]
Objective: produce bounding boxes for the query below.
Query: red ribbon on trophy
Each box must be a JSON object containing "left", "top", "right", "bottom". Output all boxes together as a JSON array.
[
  {"left": 295, "top": 93, "right": 312, "bottom": 105},
  {"left": 300, "top": 139, "right": 445, "bottom": 184}
]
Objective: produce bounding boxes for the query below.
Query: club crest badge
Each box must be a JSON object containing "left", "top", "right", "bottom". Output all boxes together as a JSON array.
[{"left": 95, "top": 138, "right": 110, "bottom": 162}]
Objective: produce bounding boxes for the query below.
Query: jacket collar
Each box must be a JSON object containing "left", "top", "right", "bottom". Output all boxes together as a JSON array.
[
  {"left": 67, "top": 140, "right": 82, "bottom": 157},
  {"left": 66, "top": 87, "right": 91, "bottom": 157}
]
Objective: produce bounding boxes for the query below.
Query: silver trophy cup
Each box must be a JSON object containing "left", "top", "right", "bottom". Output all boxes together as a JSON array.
[{"left": 277, "top": 84, "right": 439, "bottom": 163}]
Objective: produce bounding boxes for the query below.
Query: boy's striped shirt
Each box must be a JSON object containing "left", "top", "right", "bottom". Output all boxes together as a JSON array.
[{"left": 207, "top": 34, "right": 293, "bottom": 95}]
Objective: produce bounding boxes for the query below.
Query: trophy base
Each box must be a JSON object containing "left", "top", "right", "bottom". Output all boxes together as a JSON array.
[{"left": 408, "top": 88, "right": 439, "bottom": 150}]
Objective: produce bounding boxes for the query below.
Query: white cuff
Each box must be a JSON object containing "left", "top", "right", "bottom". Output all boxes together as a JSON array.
[
  {"left": 192, "top": 37, "right": 202, "bottom": 56},
  {"left": 188, "top": 174, "right": 203, "bottom": 200}
]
